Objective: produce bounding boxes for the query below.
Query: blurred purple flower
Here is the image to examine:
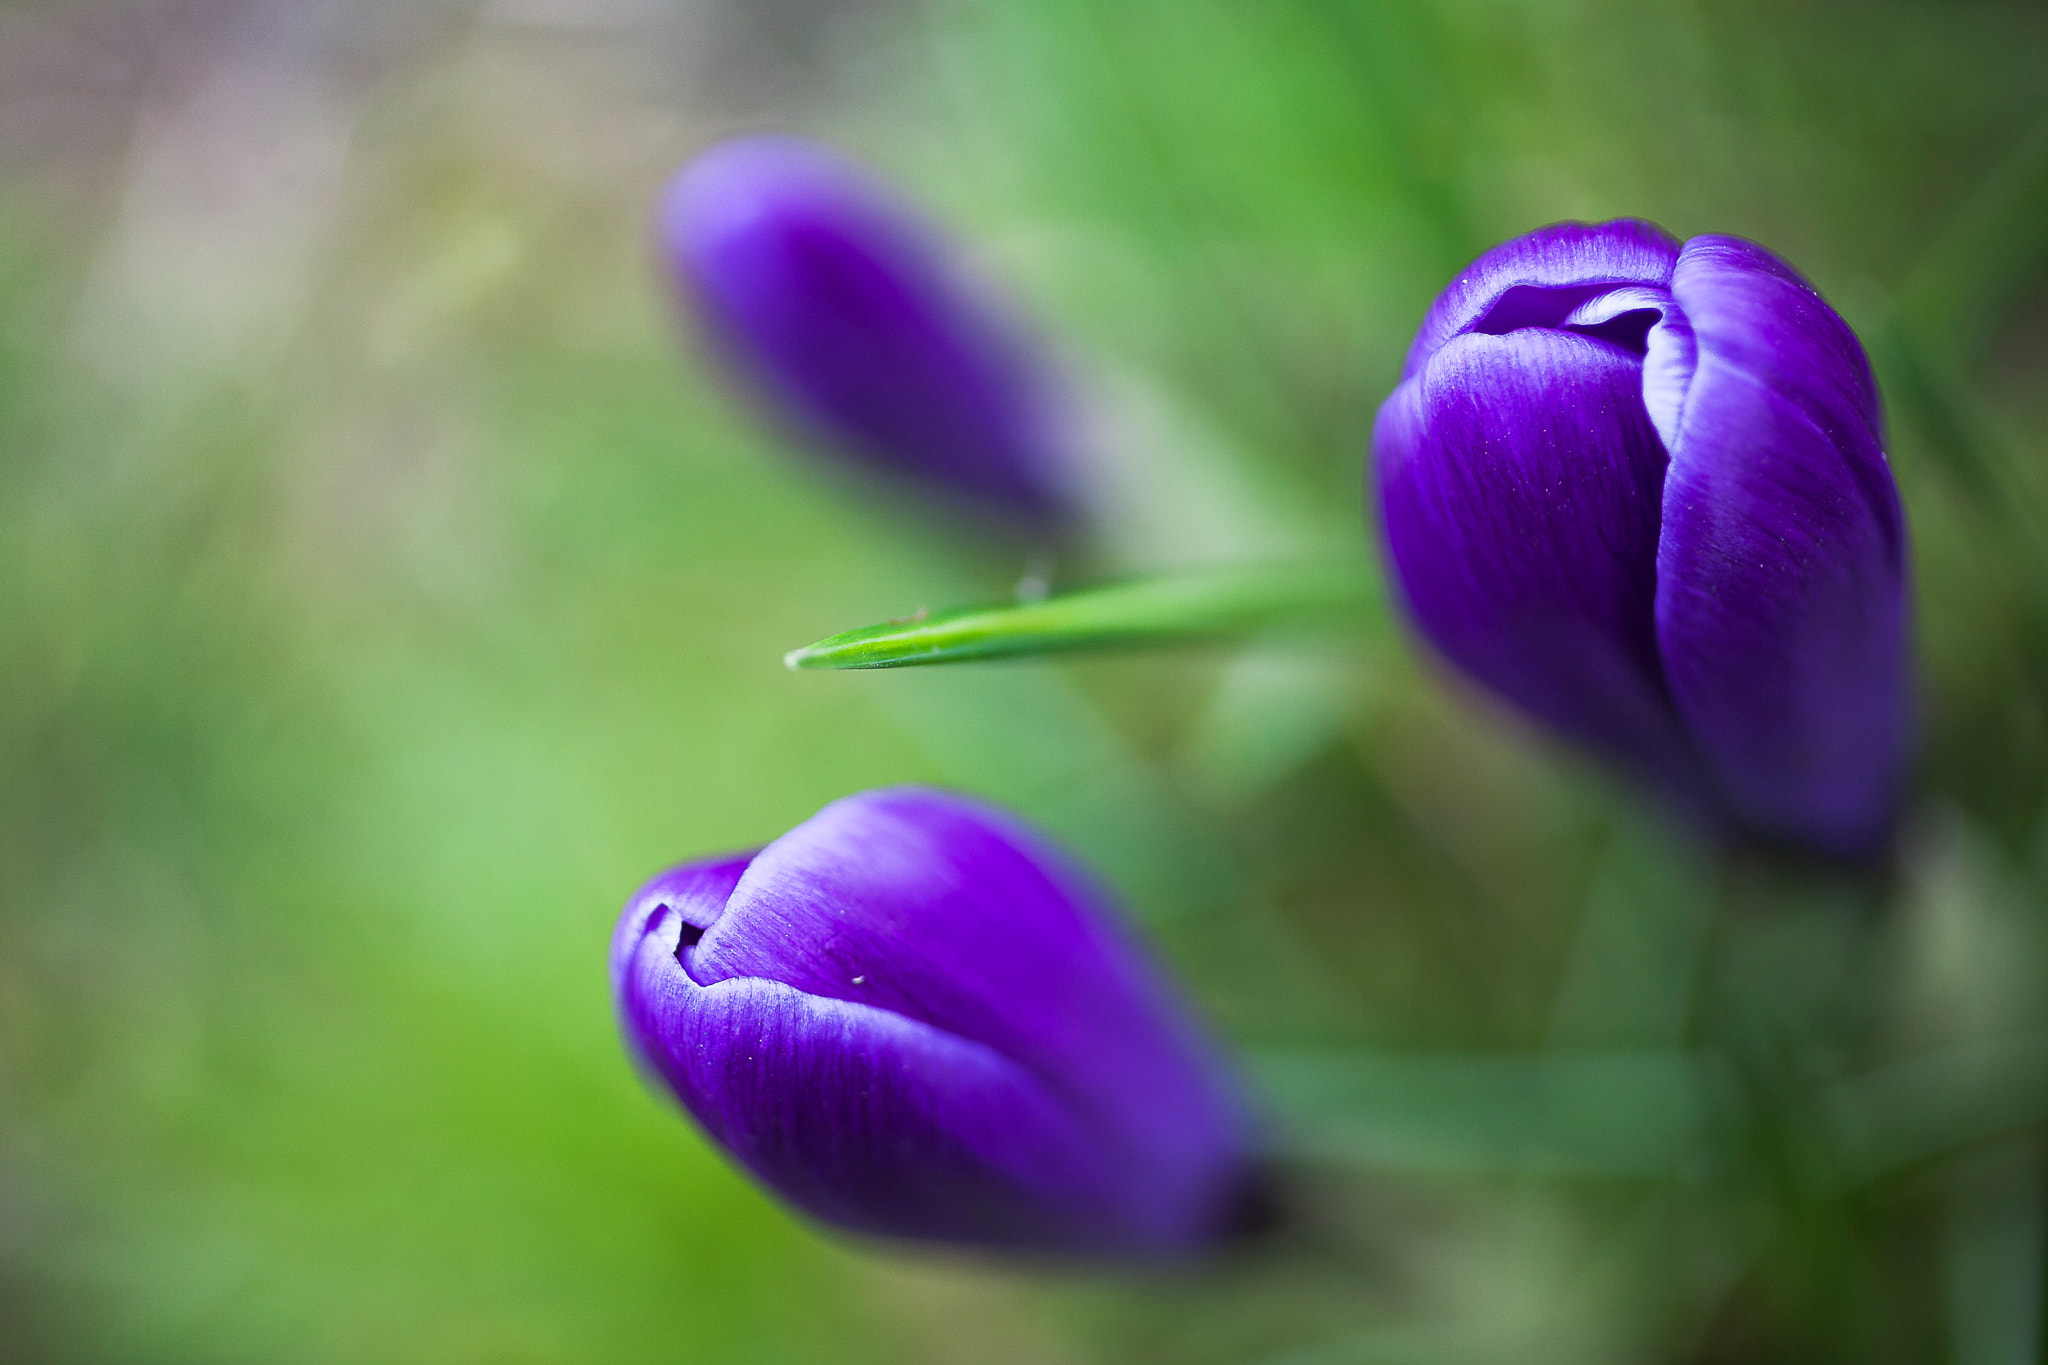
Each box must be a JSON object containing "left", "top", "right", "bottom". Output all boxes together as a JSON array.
[
  {"left": 660, "top": 136, "right": 1072, "bottom": 533},
  {"left": 1373, "top": 221, "right": 1910, "bottom": 860},
  {"left": 610, "top": 786, "right": 1254, "bottom": 1255}
]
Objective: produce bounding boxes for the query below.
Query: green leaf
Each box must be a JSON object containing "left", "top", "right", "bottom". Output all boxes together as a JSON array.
[{"left": 785, "top": 562, "right": 1378, "bottom": 670}]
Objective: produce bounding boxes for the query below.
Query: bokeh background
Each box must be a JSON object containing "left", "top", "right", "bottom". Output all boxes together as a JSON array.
[{"left": 3, "top": 1, "right": 2047, "bottom": 1361}]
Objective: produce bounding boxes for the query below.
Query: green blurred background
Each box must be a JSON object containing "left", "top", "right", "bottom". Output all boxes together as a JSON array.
[{"left": 3, "top": 1, "right": 2047, "bottom": 1361}]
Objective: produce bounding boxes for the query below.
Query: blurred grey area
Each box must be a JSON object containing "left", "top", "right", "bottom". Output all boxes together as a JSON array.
[{"left": 7, "top": 0, "right": 872, "bottom": 374}]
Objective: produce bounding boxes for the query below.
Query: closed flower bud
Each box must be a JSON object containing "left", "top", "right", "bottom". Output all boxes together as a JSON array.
[
  {"left": 660, "top": 136, "right": 1072, "bottom": 533},
  {"left": 1373, "top": 221, "right": 1910, "bottom": 861},
  {"left": 610, "top": 787, "right": 1254, "bottom": 1255}
]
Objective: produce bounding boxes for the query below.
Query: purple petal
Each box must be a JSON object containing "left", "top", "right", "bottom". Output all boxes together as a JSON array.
[
  {"left": 613, "top": 788, "right": 1252, "bottom": 1253},
  {"left": 661, "top": 137, "right": 1069, "bottom": 529},
  {"left": 1560, "top": 286, "right": 1698, "bottom": 450},
  {"left": 1403, "top": 220, "right": 1680, "bottom": 380},
  {"left": 1376, "top": 328, "right": 1701, "bottom": 797},
  {"left": 1655, "top": 236, "right": 1909, "bottom": 859},
  {"left": 689, "top": 789, "right": 1247, "bottom": 1237},
  {"left": 618, "top": 902, "right": 1151, "bottom": 1251},
  {"left": 607, "top": 853, "right": 754, "bottom": 1001}
]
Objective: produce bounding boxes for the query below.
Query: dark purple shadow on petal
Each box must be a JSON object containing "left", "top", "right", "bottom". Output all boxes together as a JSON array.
[
  {"left": 1656, "top": 239, "right": 1909, "bottom": 860},
  {"left": 661, "top": 137, "right": 1071, "bottom": 532},
  {"left": 1376, "top": 329, "right": 1704, "bottom": 802},
  {"left": 1404, "top": 219, "right": 1680, "bottom": 380},
  {"left": 617, "top": 902, "right": 1160, "bottom": 1252},
  {"left": 1473, "top": 283, "right": 1616, "bottom": 337},
  {"left": 686, "top": 787, "right": 1251, "bottom": 1250}
]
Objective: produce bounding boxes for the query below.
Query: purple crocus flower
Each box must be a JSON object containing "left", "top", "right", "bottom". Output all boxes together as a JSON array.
[
  {"left": 660, "top": 136, "right": 1072, "bottom": 532},
  {"left": 610, "top": 786, "right": 1254, "bottom": 1255},
  {"left": 1373, "top": 221, "right": 1910, "bottom": 861}
]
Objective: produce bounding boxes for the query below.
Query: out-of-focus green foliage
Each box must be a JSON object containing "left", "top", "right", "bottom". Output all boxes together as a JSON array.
[{"left": 2, "top": 1, "right": 2046, "bottom": 1362}]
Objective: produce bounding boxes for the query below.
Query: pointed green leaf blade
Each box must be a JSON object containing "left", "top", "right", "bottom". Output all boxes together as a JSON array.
[{"left": 785, "top": 563, "right": 1378, "bottom": 671}]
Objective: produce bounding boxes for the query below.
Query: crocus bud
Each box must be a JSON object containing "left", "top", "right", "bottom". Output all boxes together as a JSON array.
[
  {"left": 610, "top": 787, "right": 1254, "bottom": 1255},
  {"left": 660, "top": 136, "right": 1072, "bottom": 533},
  {"left": 1373, "top": 221, "right": 1910, "bottom": 860}
]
